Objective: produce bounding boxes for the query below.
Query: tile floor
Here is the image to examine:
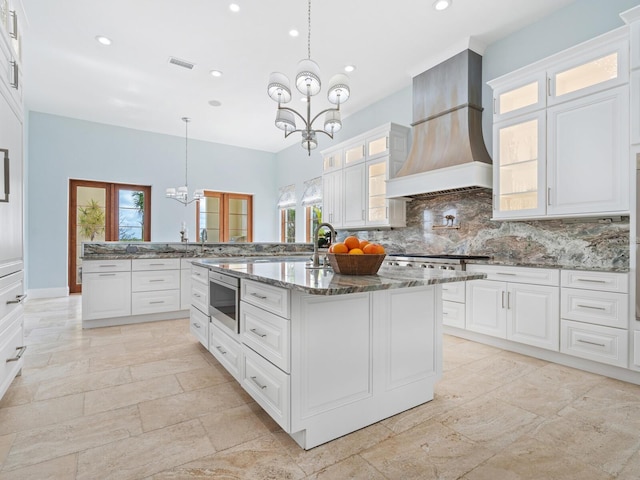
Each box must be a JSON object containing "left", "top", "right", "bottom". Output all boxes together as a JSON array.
[{"left": 1, "top": 296, "right": 640, "bottom": 479}]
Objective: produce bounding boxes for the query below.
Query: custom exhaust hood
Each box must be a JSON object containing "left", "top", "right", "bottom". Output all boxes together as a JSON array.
[{"left": 387, "top": 49, "right": 493, "bottom": 198}]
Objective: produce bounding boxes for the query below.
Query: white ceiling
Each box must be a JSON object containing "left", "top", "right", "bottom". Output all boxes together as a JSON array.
[{"left": 20, "top": 0, "right": 576, "bottom": 153}]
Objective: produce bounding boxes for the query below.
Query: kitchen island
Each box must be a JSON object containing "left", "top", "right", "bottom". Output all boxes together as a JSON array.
[{"left": 192, "top": 257, "right": 484, "bottom": 449}]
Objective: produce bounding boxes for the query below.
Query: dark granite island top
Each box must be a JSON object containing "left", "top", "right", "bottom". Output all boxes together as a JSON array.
[{"left": 191, "top": 257, "right": 485, "bottom": 295}]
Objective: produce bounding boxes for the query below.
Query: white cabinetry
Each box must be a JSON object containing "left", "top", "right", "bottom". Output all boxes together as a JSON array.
[
  {"left": 189, "top": 264, "right": 209, "bottom": 348},
  {"left": 442, "top": 281, "right": 466, "bottom": 328},
  {"left": 82, "top": 260, "right": 132, "bottom": 321},
  {"left": 489, "top": 29, "right": 630, "bottom": 220},
  {"left": 321, "top": 123, "right": 409, "bottom": 229},
  {"left": 131, "top": 259, "right": 181, "bottom": 315},
  {"left": 560, "top": 270, "right": 629, "bottom": 367},
  {"left": 180, "top": 259, "right": 192, "bottom": 310},
  {"left": 466, "top": 265, "right": 560, "bottom": 351}
]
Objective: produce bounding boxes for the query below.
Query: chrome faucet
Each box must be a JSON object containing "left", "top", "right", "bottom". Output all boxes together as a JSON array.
[{"left": 312, "top": 222, "right": 336, "bottom": 267}]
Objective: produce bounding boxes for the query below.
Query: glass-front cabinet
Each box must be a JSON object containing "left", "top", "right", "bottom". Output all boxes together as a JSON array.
[
  {"left": 493, "top": 111, "right": 546, "bottom": 218},
  {"left": 489, "top": 29, "right": 630, "bottom": 220}
]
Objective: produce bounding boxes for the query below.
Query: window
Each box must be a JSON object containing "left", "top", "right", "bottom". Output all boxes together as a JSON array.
[
  {"left": 68, "top": 180, "right": 151, "bottom": 293},
  {"left": 301, "top": 177, "right": 323, "bottom": 242},
  {"left": 196, "top": 191, "right": 253, "bottom": 242},
  {"left": 277, "top": 184, "right": 297, "bottom": 243}
]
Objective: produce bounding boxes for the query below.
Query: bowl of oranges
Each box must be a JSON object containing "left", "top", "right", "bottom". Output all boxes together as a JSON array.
[{"left": 327, "top": 235, "right": 386, "bottom": 275}]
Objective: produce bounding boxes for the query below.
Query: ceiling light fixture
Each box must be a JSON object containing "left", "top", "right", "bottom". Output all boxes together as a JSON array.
[
  {"left": 267, "top": 0, "right": 350, "bottom": 155},
  {"left": 166, "top": 117, "right": 203, "bottom": 206},
  {"left": 289, "top": 29, "right": 299, "bottom": 37},
  {"left": 433, "top": 0, "right": 452, "bottom": 11},
  {"left": 229, "top": 3, "right": 240, "bottom": 13},
  {"left": 210, "top": 69, "right": 223, "bottom": 77},
  {"left": 344, "top": 65, "right": 355, "bottom": 73},
  {"left": 95, "top": 35, "right": 112, "bottom": 46}
]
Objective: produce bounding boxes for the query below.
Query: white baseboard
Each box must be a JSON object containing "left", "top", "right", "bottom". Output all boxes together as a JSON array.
[{"left": 26, "top": 287, "right": 70, "bottom": 300}]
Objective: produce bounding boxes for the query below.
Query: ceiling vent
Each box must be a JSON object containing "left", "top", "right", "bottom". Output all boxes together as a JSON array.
[{"left": 168, "top": 57, "right": 196, "bottom": 70}]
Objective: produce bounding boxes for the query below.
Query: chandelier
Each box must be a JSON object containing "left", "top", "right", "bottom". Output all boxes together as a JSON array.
[
  {"left": 165, "top": 117, "right": 204, "bottom": 205},
  {"left": 267, "top": 0, "right": 351, "bottom": 155}
]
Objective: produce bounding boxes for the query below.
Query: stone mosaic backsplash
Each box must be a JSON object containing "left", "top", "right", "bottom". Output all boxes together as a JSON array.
[{"left": 345, "top": 190, "right": 629, "bottom": 271}]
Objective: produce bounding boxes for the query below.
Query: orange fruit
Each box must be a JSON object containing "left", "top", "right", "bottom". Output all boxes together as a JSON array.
[
  {"left": 344, "top": 236, "right": 360, "bottom": 251},
  {"left": 331, "top": 242, "right": 348, "bottom": 254},
  {"left": 364, "top": 243, "right": 385, "bottom": 254},
  {"left": 328, "top": 244, "right": 334, "bottom": 253},
  {"left": 359, "top": 240, "right": 370, "bottom": 250},
  {"left": 348, "top": 248, "right": 364, "bottom": 255}
]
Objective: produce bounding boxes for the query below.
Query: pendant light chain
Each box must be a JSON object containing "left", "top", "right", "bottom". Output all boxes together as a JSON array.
[{"left": 307, "top": 0, "right": 311, "bottom": 60}]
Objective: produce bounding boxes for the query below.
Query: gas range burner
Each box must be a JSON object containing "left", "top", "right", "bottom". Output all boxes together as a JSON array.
[{"left": 400, "top": 254, "right": 491, "bottom": 261}]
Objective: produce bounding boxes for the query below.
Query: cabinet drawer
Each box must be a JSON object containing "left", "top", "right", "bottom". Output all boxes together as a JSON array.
[
  {"left": 132, "top": 258, "right": 181, "bottom": 271},
  {"left": 561, "top": 288, "right": 628, "bottom": 329},
  {"left": 190, "top": 280, "right": 208, "bottom": 314},
  {"left": 241, "top": 280, "right": 290, "bottom": 319},
  {"left": 561, "top": 270, "right": 628, "bottom": 293},
  {"left": 131, "top": 290, "right": 181, "bottom": 315},
  {"left": 560, "top": 319, "right": 628, "bottom": 368},
  {"left": 209, "top": 323, "right": 243, "bottom": 382},
  {"left": 0, "top": 308, "right": 25, "bottom": 400},
  {"left": 242, "top": 346, "right": 290, "bottom": 432},
  {"left": 82, "top": 259, "right": 131, "bottom": 273},
  {"left": 191, "top": 264, "right": 209, "bottom": 285},
  {"left": 0, "top": 270, "right": 24, "bottom": 321},
  {"left": 466, "top": 264, "right": 559, "bottom": 286},
  {"left": 189, "top": 307, "right": 208, "bottom": 349},
  {"left": 240, "top": 301, "right": 290, "bottom": 373},
  {"left": 132, "top": 269, "right": 181, "bottom": 292},
  {"left": 442, "top": 282, "right": 465, "bottom": 303},
  {"left": 442, "top": 300, "right": 465, "bottom": 328}
]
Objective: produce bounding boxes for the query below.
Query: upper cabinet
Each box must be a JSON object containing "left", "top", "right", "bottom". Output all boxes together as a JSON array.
[
  {"left": 321, "top": 123, "right": 410, "bottom": 230},
  {"left": 0, "top": 0, "right": 24, "bottom": 113},
  {"left": 489, "top": 28, "right": 630, "bottom": 220}
]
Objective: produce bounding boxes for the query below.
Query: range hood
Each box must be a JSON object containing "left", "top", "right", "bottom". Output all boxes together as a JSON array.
[{"left": 387, "top": 49, "right": 492, "bottom": 198}]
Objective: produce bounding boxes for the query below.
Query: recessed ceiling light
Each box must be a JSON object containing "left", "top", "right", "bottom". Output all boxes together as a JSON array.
[
  {"left": 95, "top": 35, "right": 112, "bottom": 46},
  {"left": 344, "top": 65, "right": 355, "bottom": 73},
  {"left": 209, "top": 100, "right": 222, "bottom": 107},
  {"left": 289, "top": 29, "right": 299, "bottom": 37},
  {"left": 210, "top": 70, "right": 223, "bottom": 77},
  {"left": 433, "top": 0, "right": 451, "bottom": 11},
  {"left": 229, "top": 3, "right": 240, "bottom": 12}
]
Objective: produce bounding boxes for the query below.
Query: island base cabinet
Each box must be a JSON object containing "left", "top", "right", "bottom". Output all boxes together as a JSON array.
[
  {"left": 288, "top": 285, "right": 441, "bottom": 450},
  {"left": 82, "top": 271, "right": 131, "bottom": 321},
  {"left": 0, "top": 308, "right": 25, "bottom": 401},
  {"left": 209, "top": 323, "right": 243, "bottom": 382}
]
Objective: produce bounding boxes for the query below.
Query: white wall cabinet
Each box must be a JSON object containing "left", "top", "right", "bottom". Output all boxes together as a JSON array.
[
  {"left": 489, "top": 29, "right": 630, "bottom": 220},
  {"left": 321, "top": 123, "right": 409, "bottom": 230},
  {"left": 465, "top": 265, "right": 560, "bottom": 351}
]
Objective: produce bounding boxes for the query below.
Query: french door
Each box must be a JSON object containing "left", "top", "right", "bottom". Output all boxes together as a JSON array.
[
  {"left": 68, "top": 179, "right": 151, "bottom": 293},
  {"left": 196, "top": 191, "right": 253, "bottom": 242}
]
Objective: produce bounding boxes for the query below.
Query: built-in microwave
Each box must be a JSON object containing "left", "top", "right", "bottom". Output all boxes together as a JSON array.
[{"left": 209, "top": 270, "right": 240, "bottom": 336}]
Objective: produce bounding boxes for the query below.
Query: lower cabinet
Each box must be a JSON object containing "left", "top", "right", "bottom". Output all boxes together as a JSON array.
[
  {"left": 465, "top": 265, "right": 560, "bottom": 351},
  {"left": 82, "top": 269, "right": 132, "bottom": 321},
  {"left": 560, "top": 269, "right": 629, "bottom": 368},
  {"left": 442, "top": 282, "right": 465, "bottom": 328},
  {"left": 209, "top": 322, "right": 243, "bottom": 382},
  {"left": 0, "top": 300, "right": 25, "bottom": 401}
]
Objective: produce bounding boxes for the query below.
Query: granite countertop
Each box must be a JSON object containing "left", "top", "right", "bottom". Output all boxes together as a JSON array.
[
  {"left": 193, "top": 257, "right": 485, "bottom": 296},
  {"left": 464, "top": 259, "right": 629, "bottom": 274}
]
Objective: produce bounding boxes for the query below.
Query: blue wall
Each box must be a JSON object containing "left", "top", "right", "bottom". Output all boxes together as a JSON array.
[{"left": 27, "top": 112, "right": 277, "bottom": 291}]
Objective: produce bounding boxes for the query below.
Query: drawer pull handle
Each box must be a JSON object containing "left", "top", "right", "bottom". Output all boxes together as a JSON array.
[
  {"left": 7, "top": 294, "right": 27, "bottom": 305},
  {"left": 575, "top": 278, "right": 607, "bottom": 284},
  {"left": 496, "top": 272, "right": 516, "bottom": 276},
  {"left": 215, "top": 346, "right": 227, "bottom": 355},
  {"left": 576, "top": 304, "right": 606, "bottom": 311},
  {"left": 193, "top": 293, "right": 201, "bottom": 298},
  {"left": 250, "top": 328, "right": 267, "bottom": 338},
  {"left": 98, "top": 273, "right": 117, "bottom": 277},
  {"left": 99, "top": 264, "right": 118, "bottom": 268},
  {"left": 192, "top": 322, "right": 201, "bottom": 329},
  {"left": 577, "top": 339, "right": 606, "bottom": 348},
  {"left": 250, "top": 376, "right": 267, "bottom": 390},
  {"left": 149, "top": 301, "right": 165, "bottom": 304},
  {"left": 6, "top": 346, "right": 26, "bottom": 363},
  {"left": 501, "top": 291, "right": 505, "bottom": 309},
  {"left": 251, "top": 293, "right": 268, "bottom": 300},
  {"left": 149, "top": 279, "right": 165, "bottom": 282},
  {"left": 149, "top": 263, "right": 166, "bottom": 266},
  {"left": 442, "top": 312, "right": 449, "bottom": 315}
]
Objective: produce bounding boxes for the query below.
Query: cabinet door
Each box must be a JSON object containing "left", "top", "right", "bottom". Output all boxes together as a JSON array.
[
  {"left": 493, "top": 111, "right": 546, "bottom": 219},
  {"left": 0, "top": 94, "right": 22, "bottom": 278},
  {"left": 507, "top": 283, "right": 559, "bottom": 351},
  {"left": 343, "top": 140, "right": 365, "bottom": 166},
  {"left": 547, "top": 85, "right": 629, "bottom": 216},
  {"left": 465, "top": 280, "right": 506, "bottom": 338},
  {"left": 82, "top": 272, "right": 132, "bottom": 320},
  {"left": 493, "top": 73, "right": 546, "bottom": 121},
  {"left": 322, "top": 149, "right": 342, "bottom": 172},
  {"left": 180, "top": 267, "right": 191, "bottom": 310},
  {"left": 322, "top": 169, "right": 342, "bottom": 227},
  {"left": 631, "top": 70, "right": 640, "bottom": 146},
  {"left": 343, "top": 163, "right": 366, "bottom": 227},
  {"left": 548, "top": 39, "right": 628, "bottom": 106},
  {"left": 366, "top": 159, "right": 388, "bottom": 226}
]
